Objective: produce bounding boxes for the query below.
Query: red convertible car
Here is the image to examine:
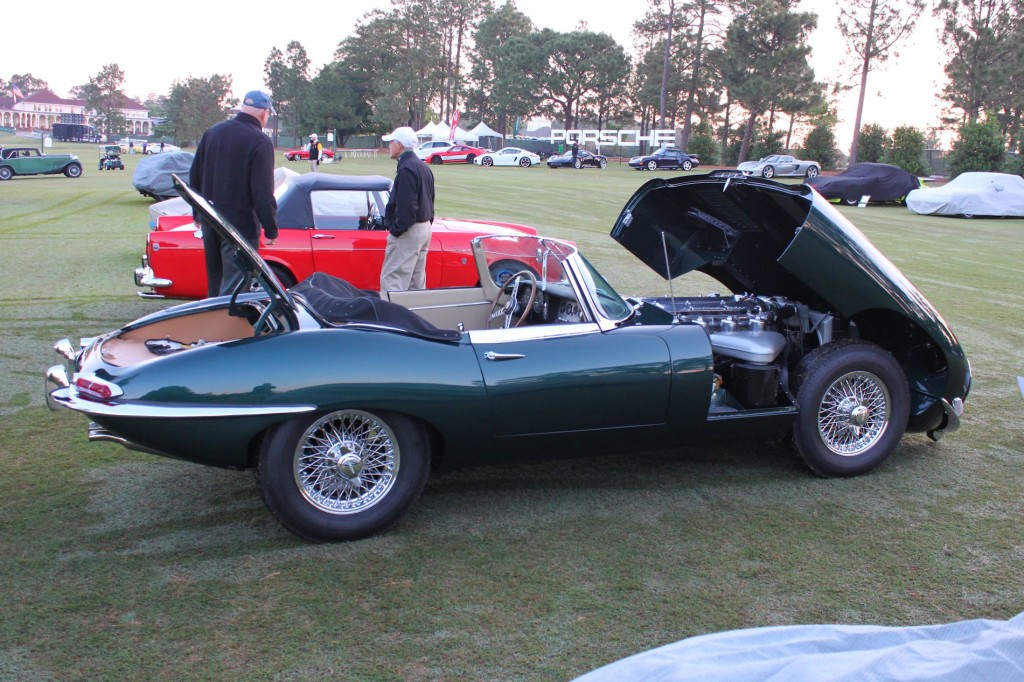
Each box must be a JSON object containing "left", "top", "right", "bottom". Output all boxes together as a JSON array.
[
  {"left": 420, "top": 144, "right": 487, "bottom": 165},
  {"left": 283, "top": 146, "right": 336, "bottom": 161},
  {"left": 135, "top": 174, "right": 538, "bottom": 299}
]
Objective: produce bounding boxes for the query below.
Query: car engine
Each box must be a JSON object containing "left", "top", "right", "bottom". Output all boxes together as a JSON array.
[{"left": 646, "top": 294, "right": 834, "bottom": 410}]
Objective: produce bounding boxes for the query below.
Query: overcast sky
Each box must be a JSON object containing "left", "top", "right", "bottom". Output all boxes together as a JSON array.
[{"left": 15, "top": 0, "right": 948, "bottom": 148}]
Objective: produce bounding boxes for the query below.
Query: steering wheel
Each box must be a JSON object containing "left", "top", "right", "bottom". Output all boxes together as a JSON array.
[{"left": 487, "top": 270, "right": 538, "bottom": 328}]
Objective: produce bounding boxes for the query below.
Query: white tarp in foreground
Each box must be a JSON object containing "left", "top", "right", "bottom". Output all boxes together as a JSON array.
[{"left": 574, "top": 612, "right": 1024, "bottom": 681}]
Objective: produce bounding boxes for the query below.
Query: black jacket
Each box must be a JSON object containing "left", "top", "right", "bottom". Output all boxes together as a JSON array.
[
  {"left": 384, "top": 150, "right": 435, "bottom": 236},
  {"left": 190, "top": 112, "right": 278, "bottom": 241}
]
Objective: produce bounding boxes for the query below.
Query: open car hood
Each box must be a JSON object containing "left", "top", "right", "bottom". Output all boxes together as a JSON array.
[
  {"left": 172, "top": 174, "right": 298, "bottom": 319},
  {"left": 609, "top": 174, "right": 953, "bottom": 332},
  {"left": 611, "top": 175, "right": 815, "bottom": 299}
]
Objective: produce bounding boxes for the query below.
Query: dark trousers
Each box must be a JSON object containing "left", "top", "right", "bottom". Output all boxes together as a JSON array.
[{"left": 203, "top": 226, "right": 258, "bottom": 297}]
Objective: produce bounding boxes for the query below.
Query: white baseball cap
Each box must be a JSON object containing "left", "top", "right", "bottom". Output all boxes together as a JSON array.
[{"left": 382, "top": 126, "right": 418, "bottom": 149}]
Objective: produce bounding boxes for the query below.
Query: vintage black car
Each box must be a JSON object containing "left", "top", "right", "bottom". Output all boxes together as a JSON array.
[
  {"left": 46, "top": 173, "right": 970, "bottom": 542},
  {"left": 628, "top": 147, "right": 699, "bottom": 171},
  {"left": 547, "top": 150, "right": 609, "bottom": 169}
]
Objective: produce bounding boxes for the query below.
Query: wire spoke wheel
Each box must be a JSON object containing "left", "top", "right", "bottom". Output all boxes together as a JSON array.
[
  {"left": 816, "top": 371, "right": 891, "bottom": 456},
  {"left": 259, "top": 408, "right": 429, "bottom": 541},
  {"left": 792, "top": 340, "right": 909, "bottom": 477},
  {"left": 294, "top": 410, "right": 399, "bottom": 514}
]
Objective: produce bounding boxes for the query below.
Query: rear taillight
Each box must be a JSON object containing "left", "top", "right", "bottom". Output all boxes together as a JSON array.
[{"left": 75, "top": 376, "right": 123, "bottom": 402}]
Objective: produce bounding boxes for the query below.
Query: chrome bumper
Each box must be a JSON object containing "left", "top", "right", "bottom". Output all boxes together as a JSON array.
[
  {"left": 927, "top": 397, "right": 965, "bottom": 441},
  {"left": 45, "top": 364, "right": 71, "bottom": 411},
  {"left": 133, "top": 257, "right": 171, "bottom": 298}
]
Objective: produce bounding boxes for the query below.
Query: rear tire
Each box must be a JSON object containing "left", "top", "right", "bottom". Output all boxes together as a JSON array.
[
  {"left": 792, "top": 340, "right": 909, "bottom": 477},
  {"left": 0, "top": 166, "right": 13, "bottom": 181},
  {"left": 519, "top": 157, "right": 532, "bottom": 167},
  {"left": 257, "top": 409, "right": 430, "bottom": 542},
  {"left": 805, "top": 166, "right": 819, "bottom": 178}
]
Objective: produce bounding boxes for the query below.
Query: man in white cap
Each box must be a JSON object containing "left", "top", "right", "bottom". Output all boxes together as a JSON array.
[
  {"left": 379, "top": 126, "right": 434, "bottom": 292},
  {"left": 308, "top": 133, "right": 322, "bottom": 173},
  {"left": 190, "top": 89, "right": 279, "bottom": 296}
]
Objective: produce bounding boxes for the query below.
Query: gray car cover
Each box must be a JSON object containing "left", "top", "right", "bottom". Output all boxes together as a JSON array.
[{"left": 133, "top": 151, "right": 195, "bottom": 200}]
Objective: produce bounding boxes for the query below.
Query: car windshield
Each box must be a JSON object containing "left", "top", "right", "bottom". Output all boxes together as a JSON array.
[
  {"left": 760, "top": 155, "right": 782, "bottom": 162},
  {"left": 475, "top": 235, "right": 631, "bottom": 322}
]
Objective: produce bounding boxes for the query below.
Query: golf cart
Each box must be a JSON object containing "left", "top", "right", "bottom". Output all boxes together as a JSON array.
[{"left": 99, "top": 145, "right": 124, "bottom": 171}]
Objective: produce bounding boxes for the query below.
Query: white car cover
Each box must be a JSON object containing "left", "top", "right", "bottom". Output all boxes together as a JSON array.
[
  {"left": 906, "top": 172, "right": 1024, "bottom": 217},
  {"left": 574, "top": 612, "right": 1024, "bottom": 681}
]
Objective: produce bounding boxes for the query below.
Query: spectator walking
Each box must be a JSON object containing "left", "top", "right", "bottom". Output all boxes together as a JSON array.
[
  {"left": 379, "top": 126, "right": 434, "bottom": 292},
  {"left": 308, "top": 133, "right": 322, "bottom": 173},
  {"left": 190, "top": 89, "right": 279, "bottom": 297}
]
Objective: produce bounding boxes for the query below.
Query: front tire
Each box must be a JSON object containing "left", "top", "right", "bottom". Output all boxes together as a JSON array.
[
  {"left": 646, "top": 160, "right": 658, "bottom": 171},
  {"left": 682, "top": 160, "right": 693, "bottom": 171},
  {"left": 482, "top": 157, "right": 493, "bottom": 167},
  {"left": 573, "top": 158, "right": 582, "bottom": 169},
  {"left": 258, "top": 409, "right": 430, "bottom": 542},
  {"left": 430, "top": 156, "right": 442, "bottom": 165},
  {"left": 64, "top": 163, "right": 83, "bottom": 178},
  {"left": 762, "top": 165, "right": 775, "bottom": 178},
  {"left": 792, "top": 340, "right": 909, "bottom": 477},
  {"left": 599, "top": 159, "right": 607, "bottom": 169}
]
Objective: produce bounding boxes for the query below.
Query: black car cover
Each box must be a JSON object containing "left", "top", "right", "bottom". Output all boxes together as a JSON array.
[
  {"left": 805, "top": 163, "right": 919, "bottom": 203},
  {"left": 290, "top": 272, "right": 461, "bottom": 342}
]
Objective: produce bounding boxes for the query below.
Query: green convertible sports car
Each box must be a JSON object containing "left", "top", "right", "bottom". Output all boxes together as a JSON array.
[{"left": 46, "top": 173, "right": 971, "bottom": 542}]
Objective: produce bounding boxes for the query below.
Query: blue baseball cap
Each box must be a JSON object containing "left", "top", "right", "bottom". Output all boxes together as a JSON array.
[{"left": 242, "top": 90, "right": 276, "bottom": 115}]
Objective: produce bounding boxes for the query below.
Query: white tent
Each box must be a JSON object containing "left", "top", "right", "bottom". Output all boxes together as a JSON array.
[
  {"left": 415, "top": 122, "right": 441, "bottom": 139},
  {"left": 432, "top": 124, "right": 479, "bottom": 142},
  {"left": 470, "top": 121, "right": 502, "bottom": 138},
  {"left": 470, "top": 121, "right": 503, "bottom": 150}
]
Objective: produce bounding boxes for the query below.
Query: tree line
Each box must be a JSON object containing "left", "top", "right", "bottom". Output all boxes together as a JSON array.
[{"left": 7, "top": 0, "right": 1023, "bottom": 176}]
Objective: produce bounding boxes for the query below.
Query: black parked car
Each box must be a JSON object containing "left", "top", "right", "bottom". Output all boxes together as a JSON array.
[
  {"left": 628, "top": 147, "right": 699, "bottom": 171},
  {"left": 547, "top": 149, "right": 609, "bottom": 169}
]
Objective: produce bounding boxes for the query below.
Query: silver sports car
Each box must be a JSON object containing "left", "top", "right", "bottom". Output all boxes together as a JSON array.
[{"left": 737, "top": 154, "right": 820, "bottom": 179}]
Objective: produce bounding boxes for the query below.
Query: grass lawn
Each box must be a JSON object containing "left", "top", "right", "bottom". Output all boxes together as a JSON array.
[{"left": 1, "top": 133, "right": 1023, "bottom": 680}]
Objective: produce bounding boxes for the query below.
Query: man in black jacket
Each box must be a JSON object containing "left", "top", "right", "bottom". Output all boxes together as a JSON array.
[
  {"left": 380, "top": 126, "right": 434, "bottom": 292},
  {"left": 190, "top": 89, "right": 280, "bottom": 297}
]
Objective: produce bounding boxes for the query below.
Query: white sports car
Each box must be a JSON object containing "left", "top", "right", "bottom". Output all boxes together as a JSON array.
[
  {"left": 474, "top": 147, "right": 541, "bottom": 168},
  {"left": 737, "top": 154, "right": 820, "bottom": 179}
]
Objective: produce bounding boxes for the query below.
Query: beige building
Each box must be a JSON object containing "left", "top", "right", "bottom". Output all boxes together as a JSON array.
[{"left": 0, "top": 89, "right": 153, "bottom": 135}]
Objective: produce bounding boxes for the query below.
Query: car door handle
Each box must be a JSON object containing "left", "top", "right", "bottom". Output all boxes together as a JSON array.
[
  {"left": 484, "top": 351, "right": 525, "bottom": 361},
  {"left": 312, "top": 234, "right": 335, "bottom": 239}
]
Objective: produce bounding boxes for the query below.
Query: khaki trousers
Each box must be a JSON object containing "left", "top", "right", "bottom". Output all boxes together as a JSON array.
[{"left": 380, "top": 221, "right": 432, "bottom": 292}]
